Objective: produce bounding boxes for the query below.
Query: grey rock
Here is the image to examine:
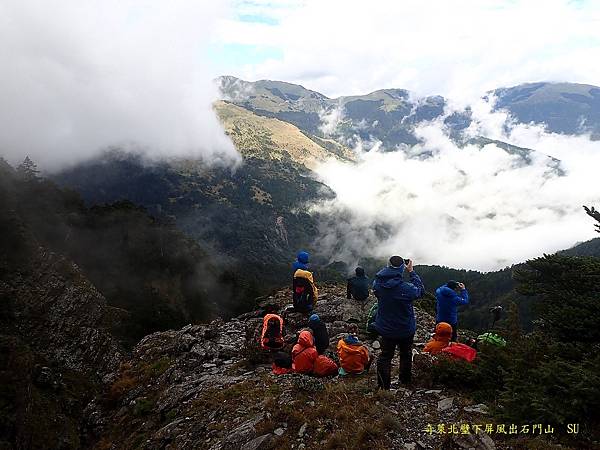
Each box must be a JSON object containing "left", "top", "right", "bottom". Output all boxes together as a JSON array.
[
  {"left": 298, "top": 422, "right": 307, "bottom": 437},
  {"left": 241, "top": 434, "right": 272, "bottom": 450},
  {"left": 425, "top": 389, "right": 442, "bottom": 395},
  {"left": 464, "top": 403, "right": 490, "bottom": 415},
  {"left": 273, "top": 427, "right": 285, "bottom": 436},
  {"left": 437, "top": 397, "right": 454, "bottom": 411},
  {"left": 454, "top": 432, "right": 496, "bottom": 450}
]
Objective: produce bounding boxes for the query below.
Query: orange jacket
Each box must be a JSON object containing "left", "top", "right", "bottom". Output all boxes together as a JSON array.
[
  {"left": 423, "top": 322, "right": 452, "bottom": 354},
  {"left": 260, "top": 314, "right": 284, "bottom": 350},
  {"left": 292, "top": 330, "right": 318, "bottom": 373},
  {"left": 313, "top": 355, "right": 338, "bottom": 377},
  {"left": 337, "top": 338, "right": 370, "bottom": 374}
]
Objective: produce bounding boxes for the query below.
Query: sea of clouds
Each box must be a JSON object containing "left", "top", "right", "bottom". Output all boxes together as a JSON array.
[{"left": 312, "top": 98, "right": 600, "bottom": 271}]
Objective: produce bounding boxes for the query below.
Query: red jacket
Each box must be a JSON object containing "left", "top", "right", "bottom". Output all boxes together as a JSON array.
[{"left": 292, "top": 331, "right": 318, "bottom": 373}]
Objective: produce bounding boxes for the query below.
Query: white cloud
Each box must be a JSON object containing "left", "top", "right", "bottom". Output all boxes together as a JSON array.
[
  {"left": 312, "top": 105, "right": 600, "bottom": 271},
  {"left": 0, "top": 1, "right": 240, "bottom": 171},
  {"left": 221, "top": 0, "right": 600, "bottom": 100},
  {"left": 318, "top": 103, "right": 345, "bottom": 135}
]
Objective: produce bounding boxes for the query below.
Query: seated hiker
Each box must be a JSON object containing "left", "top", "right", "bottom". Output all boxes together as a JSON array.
[
  {"left": 260, "top": 313, "right": 285, "bottom": 351},
  {"left": 292, "top": 269, "right": 318, "bottom": 313},
  {"left": 313, "top": 354, "right": 338, "bottom": 377},
  {"left": 272, "top": 351, "right": 293, "bottom": 375},
  {"left": 347, "top": 267, "right": 370, "bottom": 302},
  {"left": 423, "top": 322, "right": 452, "bottom": 354},
  {"left": 292, "top": 330, "right": 318, "bottom": 374},
  {"left": 435, "top": 280, "right": 469, "bottom": 342},
  {"left": 337, "top": 333, "right": 371, "bottom": 376},
  {"left": 292, "top": 250, "right": 310, "bottom": 272},
  {"left": 308, "top": 314, "right": 329, "bottom": 355}
]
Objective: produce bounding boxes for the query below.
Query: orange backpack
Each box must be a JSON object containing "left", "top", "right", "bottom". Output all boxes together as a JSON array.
[
  {"left": 313, "top": 355, "right": 338, "bottom": 377},
  {"left": 260, "top": 314, "right": 284, "bottom": 350}
]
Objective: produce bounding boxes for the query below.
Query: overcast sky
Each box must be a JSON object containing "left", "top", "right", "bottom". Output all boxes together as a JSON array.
[
  {"left": 215, "top": 0, "right": 600, "bottom": 100},
  {"left": 2, "top": 0, "right": 599, "bottom": 169}
]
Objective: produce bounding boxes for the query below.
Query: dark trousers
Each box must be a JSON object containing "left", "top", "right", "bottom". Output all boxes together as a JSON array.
[
  {"left": 376, "top": 334, "right": 414, "bottom": 389},
  {"left": 436, "top": 321, "right": 458, "bottom": 342}
]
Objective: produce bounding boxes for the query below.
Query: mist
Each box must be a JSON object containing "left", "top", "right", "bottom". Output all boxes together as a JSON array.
[
  {"left": 0, "top": 1, "right": 240, "bottom": 171},
  {"left": 312, "top": 99, "right": 600, "bottom": 272}
]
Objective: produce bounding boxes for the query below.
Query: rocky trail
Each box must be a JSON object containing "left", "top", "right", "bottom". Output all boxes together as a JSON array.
[{"left": 87, "top": 284, "right": 501, "bottom": 450}]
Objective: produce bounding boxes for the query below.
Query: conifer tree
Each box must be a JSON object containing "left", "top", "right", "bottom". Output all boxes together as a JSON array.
[
  {"left": 584, "top": 205, "right": 600, "bottom": 232},
  {"left": 16, "top": 156, "right": 40, "bottom": 182}
]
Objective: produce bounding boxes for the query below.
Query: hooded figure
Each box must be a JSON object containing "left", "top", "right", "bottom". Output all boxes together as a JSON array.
[
  {"left": 292, "top": 330, "right": 318, "bottom": 373},
  {"left": 292, "top": 269, "right": 318, "bottom": 312},
  {"left": 347, "top": 267, "right": 370, "bottom": 301},
  {"left": 373, "top": 256, "right": 425, "bottom": 389},
  {"left": 308, "top": 314, "right": 329, "bottom": 354},
  {"left": 337, "top": 335, "right": 371, "bottom": 375},
  {"left": 423, "top": 322, "right": 453, "bottom": 354},
  {"left": 260, "top": 314, "right": 284, "bottom": 350},
  {"left": 435, "top": 280, "right": 469, "bottom": 341},
  {"left": 292, "top": 251, "right": 310, "bottom": 272},
  {"left": 372, "top": 262, "right": 424, "bottom": 339}
]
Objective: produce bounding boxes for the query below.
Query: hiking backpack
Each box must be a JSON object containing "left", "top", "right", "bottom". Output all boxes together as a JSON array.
[
  {"left": 262, "top": 317, "right": 284, "bottom": 350},
  {"left": 365, "top": 303, "right": 378, "bottom": 333},
  {"left": 477, "top": 332, "right": 507, "bottom": 347},
  {"left": 441, "top": 342, "right": 477, "bottom": 362},
  {"left": 292, "top": 276, "right": 314, "bottom": 312}
]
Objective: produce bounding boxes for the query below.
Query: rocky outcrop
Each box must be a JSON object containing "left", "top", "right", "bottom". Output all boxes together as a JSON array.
[
  {"left": 1, "top": 238, "right": 126, "bottom": 449},
  {"left": 2, "top": 247, "right": 125, "bottom": 378},
  {"left": 85, "top": 284, "right": 502, "bottom": 450}
]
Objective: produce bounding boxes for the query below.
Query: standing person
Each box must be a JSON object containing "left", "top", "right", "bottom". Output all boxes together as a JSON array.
[
  {"left": 292, "top": 269, "right": 318, "bottom": 313},
  {"left": 347, "top": 267, "right": 370, "bottom": 303},
  {"left": 373, "top": 256, "right": 425, "bottom": 389},
  {"left": 435, "top": 280, "right": 469, "bottom": 342},
  {"left": 308, "top": 314, "right": 329, "bottom": 355}
]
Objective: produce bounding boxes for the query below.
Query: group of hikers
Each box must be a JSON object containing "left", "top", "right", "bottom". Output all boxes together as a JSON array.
[{"left": 259, "top": 251, "right": 492, "bottom": 390}]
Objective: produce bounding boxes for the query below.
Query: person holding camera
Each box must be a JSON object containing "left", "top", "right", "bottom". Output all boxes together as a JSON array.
[
  {"left": 372, "top": 255, "right": 425, "bottom": 389},
  {"left": 435, "top": 280, "right": 469, "bottom": 342}
]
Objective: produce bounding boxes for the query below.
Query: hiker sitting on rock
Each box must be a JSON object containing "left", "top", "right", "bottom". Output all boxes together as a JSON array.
[
  {"left": 435, "top": 280, "right": 469, "bottom": 342},
  {"left": 337, "top": 329, "right": 371, "bottom": 376},
  {"left": 292, "top": 329, "right": 318, "bottom": 374},
  {"left": 347, "top": 267, "right": 370, "bottom": 302},
  {"left": 373, "top": 256, "right": 425, "bottom": 389},
  {"left": 308, "top": 314, "right": 329, "bottom": 355},
  {"left": 292, "top": 329, "right": 337, "bottom": 376},
  {"left": 423, "top": 322, "right": 452, "bottom": 354},
  {"left": 260, "top": 313, "right": 285, "bottom": 351},
  {"left": 272, "top": 351, "right": 293, "bottom": 375}
]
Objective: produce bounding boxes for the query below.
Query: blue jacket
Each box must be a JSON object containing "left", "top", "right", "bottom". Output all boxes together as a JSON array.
[
  {"left": 292, "top": 251, "right": 309, "bottom": 272},
  {"left": 373, "top": 266, "right": 425, "bottom": 339},
  {"left": 292, "top": 261, "right": 308, "bottom": 271},
  {"left": 435, "top": 286, "right": 469, "bottom": 324}
]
